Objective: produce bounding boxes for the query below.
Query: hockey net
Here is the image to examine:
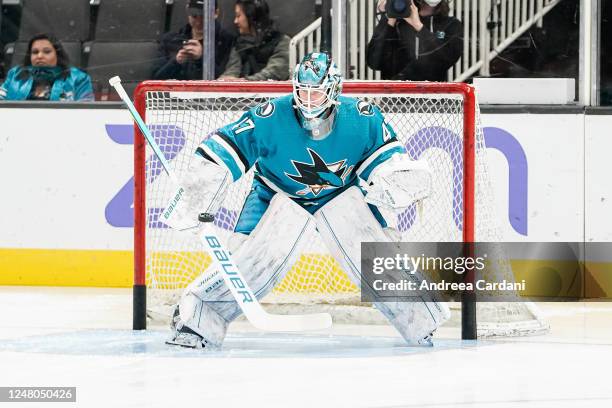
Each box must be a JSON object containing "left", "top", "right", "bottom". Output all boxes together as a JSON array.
[{"left": 133, "top": 80, "right": 548, "bottom": 337}]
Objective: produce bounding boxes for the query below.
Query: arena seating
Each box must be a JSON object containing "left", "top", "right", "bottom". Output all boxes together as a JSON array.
[
  {"left": 167, "top": 0, "right": 189, "bottom": 34},
  {"left": 18, "top": 0, "right": 89, "bottom": 42},
  {"left": 85, "top": 40, "right": 158, "bottom": 100},
  {"left": 0, "top": 0, "right": 317, "bottom": 99},
  {"left": 93, "top": 0, "right": 166, "bottom": 41}
]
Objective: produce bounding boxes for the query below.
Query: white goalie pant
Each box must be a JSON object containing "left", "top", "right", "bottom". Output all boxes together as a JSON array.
[
  {"left": 175, "top": 193, "right": 317, "bottom": 346},
  {"left": 314, "top": 186, "right": 451, "bottom": 344}
]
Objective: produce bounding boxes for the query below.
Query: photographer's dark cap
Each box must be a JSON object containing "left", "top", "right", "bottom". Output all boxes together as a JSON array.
[{"left": 187, "top": 0, "right": 204, "bottom": 16}]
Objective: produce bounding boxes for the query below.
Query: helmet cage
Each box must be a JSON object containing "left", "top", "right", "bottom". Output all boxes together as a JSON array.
[
  {"left": 292, "top": 80, "right": 337, "bottom": 119},
  {"left": 292, "top": 54, "right": 342, "bottom": 120}
]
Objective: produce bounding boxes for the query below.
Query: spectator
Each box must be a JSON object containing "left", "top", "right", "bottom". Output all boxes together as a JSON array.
[
  {"left": 0, "top": 33, "right": 93, "bottom": 101},
  {"left": 219, "top": 0, "right": 290, "bottom": 81},
  {"left": 366, "top": 0, "right": 462, "bottom": 81},
  {"left": 153, "top": 0, "right": 235, "bottom": 80}
]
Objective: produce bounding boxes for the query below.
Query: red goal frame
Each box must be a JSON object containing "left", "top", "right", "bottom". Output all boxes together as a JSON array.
[{"left": 131, "top": 80, "right": 477, "bottom": 338}]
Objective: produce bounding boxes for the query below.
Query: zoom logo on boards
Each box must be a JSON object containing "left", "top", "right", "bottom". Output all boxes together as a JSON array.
[
  {"left": 400, "top": 126, "right": 528, "bottom": 236},
  {"left": 104, "top": 124, "right": 528, "bottom": 236},
  {"left": 103, "top": 124, "right": 186, "bottom": 228}
]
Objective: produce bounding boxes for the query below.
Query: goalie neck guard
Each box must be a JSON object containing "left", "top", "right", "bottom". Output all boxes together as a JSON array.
[{"left": 292, "top": 52, "right": 343, "bottom": 140}]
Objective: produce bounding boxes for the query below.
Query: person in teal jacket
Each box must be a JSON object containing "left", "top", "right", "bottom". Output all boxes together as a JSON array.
[{"left": 0, "top": 33, "right": 93, "bottom": 101}]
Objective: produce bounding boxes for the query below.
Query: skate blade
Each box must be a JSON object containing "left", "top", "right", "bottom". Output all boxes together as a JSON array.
[
  {"left": 416, "top": 332, "right": 434, "bottom": 347},
  {"left": 165, "top": 332, "right": 205, "bottom": 349}
]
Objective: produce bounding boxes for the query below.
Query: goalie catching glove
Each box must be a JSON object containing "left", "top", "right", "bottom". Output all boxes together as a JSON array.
[
  {"left": 159, "top": 157, "right": 231, "bottom": 231},
  {"left": 362, "top": 154, "right": 432, "bottom": 229}
]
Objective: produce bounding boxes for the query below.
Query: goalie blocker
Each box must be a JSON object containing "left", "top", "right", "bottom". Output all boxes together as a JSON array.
[{"left": 160, "top": 157, "right": 231, "bottom": 231}]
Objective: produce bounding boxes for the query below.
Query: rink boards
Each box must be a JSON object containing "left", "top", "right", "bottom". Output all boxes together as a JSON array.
[{"left": 0, "top": 106, "right": 611, "bottom": 295}]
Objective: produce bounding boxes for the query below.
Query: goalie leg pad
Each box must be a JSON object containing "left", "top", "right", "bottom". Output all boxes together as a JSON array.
[
  {"left": 168, "top": 296, "right": 228, "bottom": 348},
  {"left": 180, "top": 193, "right": 317, "bottom": 329},
  {"left": 168, "top": 233, "right": 249, "bottom": 348},
  {"left": 314, "top": 186, "right": 450, "bottom": 345},
  {"left": 210, "top": 193, "right": 317, "bottom": 322}
]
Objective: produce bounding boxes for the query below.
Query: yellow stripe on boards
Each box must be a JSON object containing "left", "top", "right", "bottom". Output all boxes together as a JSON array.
[
  {"left": 584, "top": 261, "right": 612, "bottom": 298},
  {"left": 0, "top": 248, "right": 133, "bottom": 287},
  {"left": 274, "top": 254, "right": 357, "bottom": 294},
  {"left": 1, "top": 247, "right": 611, "bottom": 299}
]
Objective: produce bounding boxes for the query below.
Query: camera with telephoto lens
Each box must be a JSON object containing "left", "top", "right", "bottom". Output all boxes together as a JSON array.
[{"left": 385, "top": 0, "right": 413, "bottom": 19}]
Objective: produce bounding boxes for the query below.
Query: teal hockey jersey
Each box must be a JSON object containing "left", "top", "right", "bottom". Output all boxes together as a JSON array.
[{"left": 196, "top": 94, "right": 404, "bottom": 205}]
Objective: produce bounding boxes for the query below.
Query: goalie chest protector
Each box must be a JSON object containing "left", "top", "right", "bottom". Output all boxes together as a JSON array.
[{"left": 201, "top": 94, "right": 404, "bottom": 204}]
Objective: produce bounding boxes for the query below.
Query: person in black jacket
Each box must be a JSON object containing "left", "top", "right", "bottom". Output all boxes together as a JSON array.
[
  {"left": 153, "top": 0, "right": 235, "bottom": 80},
  {"left": 366, "top": 0, "right": 462, "bottom": 81}
]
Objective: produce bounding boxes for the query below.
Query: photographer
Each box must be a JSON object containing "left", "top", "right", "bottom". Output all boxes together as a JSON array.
[
  {"left": 152, "top": 0, "right": 235, "bottom": 80},
  {"left": 366, "top": 0, "right": 462, "bottom": 81}
]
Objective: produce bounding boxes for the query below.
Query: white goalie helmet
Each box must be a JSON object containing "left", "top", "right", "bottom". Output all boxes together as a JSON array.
[{"left": 292, "top": 52, "right": 343, "bottom": 139}]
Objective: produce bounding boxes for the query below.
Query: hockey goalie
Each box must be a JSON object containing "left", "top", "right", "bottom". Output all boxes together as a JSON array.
[{"left": 166, "top": 52, "right": 450, "bottom": 348}]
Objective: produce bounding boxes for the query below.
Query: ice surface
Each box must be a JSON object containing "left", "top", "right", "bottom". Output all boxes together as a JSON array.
[
  {"left": 0, "top": 329, "right": 475, "bottom": 358},
  {"left": 1, "top": 287, "right": 612, "bottom": 408}
]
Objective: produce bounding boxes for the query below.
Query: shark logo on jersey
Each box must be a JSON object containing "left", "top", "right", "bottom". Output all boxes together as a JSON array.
[
  {"left": 357, "top": 100, "right": 374, "bottom": 116},
  {"left": 286, "top": 148, "right": 353, "bottom": 196},
  {"left": 255, "top": 101, "right": 275, "bottom": 118}
]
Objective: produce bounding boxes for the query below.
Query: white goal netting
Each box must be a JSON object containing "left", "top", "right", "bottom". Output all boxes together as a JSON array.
[{"left": 135, "top": 81, "right": 548, "bottom": 337}]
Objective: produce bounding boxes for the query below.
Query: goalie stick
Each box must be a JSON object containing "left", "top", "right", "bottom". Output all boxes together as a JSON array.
[{"left": 109, "top": 76, "right": 332, "bottom": 332}]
